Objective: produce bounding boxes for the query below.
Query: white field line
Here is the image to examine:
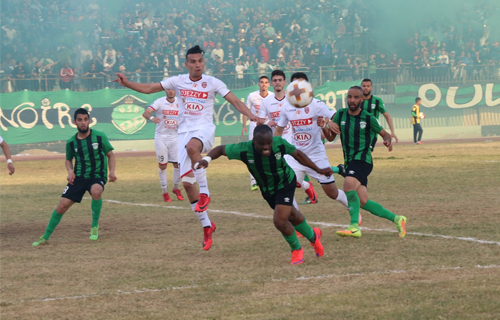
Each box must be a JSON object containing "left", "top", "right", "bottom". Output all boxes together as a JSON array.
[
  {"left": 100, "top": 199, "right": 500, "bottom": 246},
  {"left": 18, "top": 264, "right": 500, "bottom": 304},
  {"left": 419, "top": 159, "right": 499, "bottom": 163}
]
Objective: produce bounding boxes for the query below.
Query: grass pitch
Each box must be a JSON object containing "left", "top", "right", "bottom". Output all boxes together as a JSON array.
[{"left": 1, "top": 141, "right": 500, "bottom": 319}]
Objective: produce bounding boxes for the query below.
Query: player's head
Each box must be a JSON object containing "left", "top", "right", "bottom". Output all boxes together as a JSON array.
[
  {"left": 166, "top": 89, "right": 176, "bottom": 99},
  {"left": 415, "top": 97, "right": 421, "bottom": 105},
  {"left": 73, "top": 108, "right": 90, "bottom": 134},
  {"left": 271, "top": 70, "right": 286, "bottom": 92},
  {"left": 252, "top": 125, "right": 273, "bottom": 157},
  {"left": 185, "top": 45, "right": 205, "bottom": 79},
  {"left": 347, "top": 86, "right": 363, "bottom": 112},
  {"left": 361, "top": 79, "right": 372, "bottom": 96},
  {"left": 290, "top": 72, "right": 309, "bottom": 82},
  {"left": 258, "top": 75, "right": 270, "bottom": 92}
]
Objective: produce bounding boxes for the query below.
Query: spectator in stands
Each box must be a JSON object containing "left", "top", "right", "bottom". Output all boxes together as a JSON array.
[
  {"left": 10, "top": 61, "right": 28, "bottom": 91},
  {"left": 59, "top": 62, "right": 74, "bottom": 90}
]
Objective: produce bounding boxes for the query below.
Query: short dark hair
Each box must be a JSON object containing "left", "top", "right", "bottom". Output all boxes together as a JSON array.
[
  {"left": 74, "top": 108, "right": 89, "bottom": 120},
  {"left": 415, "top": 97, "right": 421, "bottom": 102},
  {"left": 259, "top": 75, "right": 269, "bottom": 81},
  {"left": 185, "top": 45, "right": 204, "bottom": 60},
  {"left": 253, "top": 124, "right": 273, "bottom": 138},
  {"left": 291, "top": 72, "right": 309, "bottom": 82},
  {"left": 349, "top": 86, "right": 363, "bottom": 94},
  {"left": 271, "top": 69, "right": 285, "bottom": 80},
  {"left": 361, "top": 78, "right": 372, "bottom": 84}
]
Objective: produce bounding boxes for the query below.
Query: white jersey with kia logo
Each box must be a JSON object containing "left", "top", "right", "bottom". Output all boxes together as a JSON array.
[
  {"left": 246, "top": 90, "right": 273, "bottom": 118},
  {"left": 160, "top": 74, "right": 230, "bottom": 133},
  {"left": 148, "top": 97, "right": 179, "bottom": 139},
  {"left": 258, "top": 95, "right": 293, "bottom": 142},
  {"left": 277, "top": 98, "right": 335, "bottom": 159}
]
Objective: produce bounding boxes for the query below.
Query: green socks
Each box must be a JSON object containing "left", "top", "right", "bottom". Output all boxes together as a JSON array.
[
  {"left": 362, "top": 200, "right": 396, "bottom": 222},
  {"left": 346, "top": 190, "right": 360, "bottom": 226},
  {"left": 330, "top": 166, "right": 339, "bottom": 174},
  {"left": 91, "top": 198, "right": 102, "bottom": 228},
  {"left": 43, "top": 210, "right": 64, "bottom": 240},
  {"left": 304, "top": 175, "right": 310, "bottom": 182},
  {"left": 293, "top": 219, "right": 315, "bottom": 242},
  {"left": 283, "top": 232, "right": 301, "bottom": 251}
]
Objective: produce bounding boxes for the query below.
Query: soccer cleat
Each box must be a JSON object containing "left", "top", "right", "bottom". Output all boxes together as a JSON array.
[
  {"left": 296, "top": 231, "right": 304, "bottom": 238},
  {"left": 90, "top": 226, "right": 99, "bottom": 241},
  {"left": 305, "top": 184, "right": 318, "bottom": 204},
  {"left": 163, "top": 193, "right": 172, "bottom": 202},
  {"left": 32, "top": 236, "right": 48, "bottom": 247},
  {"left": 202, "top": 222, "right": 216, "bottom": 250},
  {"left": 336, "top": 225, "right": 362, "bottom": 238},
  {"left": 250, "top": 184, "right": 259, "bottom": 191},
  {"left": 310, "top": 227, "right": 324, "bottom": 257},
  {"left": 291, "top": 248, "right": 304, "bottom": 265},
  {"left": 359, "top": 212, "right": 363, "bottom": 226},
  {"left": 337, "top": 164, "right": 346, "bottom": 177},
  {"left": 299, "top": 197, "right": 313, "bottom": 205},
  {"left": 195, "top": 193, "right": 211, "bottom": 212},
  {"left": 172, "top": 188, "right": 184, "bottom": 201},
  {"left": 395, "top": 215, "right": 407, "bottom": 238}
]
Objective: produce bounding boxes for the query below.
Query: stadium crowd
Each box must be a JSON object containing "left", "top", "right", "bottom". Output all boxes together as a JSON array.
[{"left": 1, "top": 0, "right": 499, "bottom": 92}]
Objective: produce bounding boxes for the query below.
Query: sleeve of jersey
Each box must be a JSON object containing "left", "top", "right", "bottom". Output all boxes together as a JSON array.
[
  {"left": 317, "top": 101, "right": 335, "bottom": 119},
  {"left": 280, "top": 137, "right": 297, "bottom": 155},
  {"left": 276, "top": 110, "right": 288, "bottom": 128},
  {"left": 224, "top": 143, "right": 243, "bottom": 160},
  {"left": 213, "top": 78, "right": 231, "bottom": 97},
  {"left": 245, "top": 94, "right": 252, "bottom": 109},
  {"left": 378, "top": 98, "right": 387, "bottom": 113},
  {"left": 65, "top": 141, "right": 74, "bottom": 160},
  {"left": 160, "top": 76, "right": 176, "bottom": 91},
  {"left": 258, "top": 100, "right": 267, "bottom": 118},
  {"left": 101, "top": 133, "right": 115, "bottom": 154},
  {"left": 370, "top": 116, "right": 384, "bottom": 133}
]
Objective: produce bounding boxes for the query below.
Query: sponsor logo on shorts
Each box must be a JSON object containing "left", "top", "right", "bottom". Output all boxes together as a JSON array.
[
  {"left": 290, "top": 118, "right": 313, "bottom": 126},
  {"left": 284, "top": 197, "right": 290, "bottom": 203},
  {"left": 349, "top": 170, "right": 355, "bottom": 174},
  {"left": 294, "top": 133, "right": 312, "bottom": 142},
  {"left": 180, "top": 89, "right": 209, "bottom": 99}
]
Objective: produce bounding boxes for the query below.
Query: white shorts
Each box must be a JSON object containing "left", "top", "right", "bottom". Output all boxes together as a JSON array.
[
  {"left": 178, "top": 129, "right": 215, "bottom": 177},
  {"left": 285, "top": 154, "right": 335, "bottom": 184},
  {"left": 248, "top": 121, "right": 257, "bottom": 140},
  {"left": 155, "top": 137, "right": 178, "bottom": 164}
]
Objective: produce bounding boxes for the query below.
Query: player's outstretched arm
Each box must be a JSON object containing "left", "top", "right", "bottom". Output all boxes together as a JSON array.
[
  {"left": 241, "top": 115, "right": 248, "bottom": 136},
  {"left": 317, "top": 116, "right": 336, "bottom": 142},
  {"left": 224, "top": 93, "right": 262, "bottom": 124},
  {"left": 114, "top": 73, "right": 163, "bottom": 94},
  {"left": 196, "top": 145, "right": 227, "bottom": 169},
  {"left": 379, "top": 129, "right": 393, "bottom": 152},
  {"left": 142, "top": 108, "right": 161, "bottom": 124},
  {"left": 382, "top": 111, "right": 398, "bottom": 143},
  {"left": 292, "top": 149, "right": 334, "bottom": 176},
  {"left": 106, "top": 151, "right": 117, "bottom": 182}
]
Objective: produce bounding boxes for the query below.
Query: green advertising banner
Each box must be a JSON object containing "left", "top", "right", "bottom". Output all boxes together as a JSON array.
[{"left": 0, "top": 80, "right": 360, "bottom": 145}]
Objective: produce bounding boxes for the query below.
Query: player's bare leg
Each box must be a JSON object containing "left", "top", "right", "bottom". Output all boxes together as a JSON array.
[
  {"left": 172, "top": 162, "right": 184, "bottom": 200},
  {"left": 186, "top": 138, "right": 211, "bottom": 212}
]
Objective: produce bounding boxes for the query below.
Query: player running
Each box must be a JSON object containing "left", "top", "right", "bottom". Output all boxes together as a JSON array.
[
  {"left": 197, "top": 125, "right": 332, "bottom": 265},
  {"left": 258, "top": 70, "right": 318, "bottom": 203},
  {"left": 115, "top": 45, "right": 259, "bottom": 250},
  {"left": 275, "top": 72, "right": 348, "bottom": 211},
  {"left": 142, "top": 89, "right": 184, "bottom": 202},
  {"left": 241, "top": 75, "right": 273, "bottom": 191},
  {"left": 32, "top": 108, "right": 117, "bottom": 246}
]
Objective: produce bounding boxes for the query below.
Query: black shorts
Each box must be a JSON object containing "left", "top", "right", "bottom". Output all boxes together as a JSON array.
[
  {"left": 345, "top": 160, "right": 373, "bottom": 187},
  {"left": 262, "top": 177, "right": 296, "bottom": 210},
  {"left": 61, "top": 177, "right": 106, "bottom": 203}
]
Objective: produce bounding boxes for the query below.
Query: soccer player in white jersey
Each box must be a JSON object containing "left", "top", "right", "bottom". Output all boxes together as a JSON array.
[
  {"left": 142, "top": 89, "right": 184, "bottom": 202},
  {"left": 241, "top": 75, "right": 273, "bottom": 191},
  {"left": 258, "top": 70, "right": 318, "bottom": 203},
  {"left": 275, "top": 72, "right": 349, "bottom": 210},
  {"left": 115, "top": 45, "right": 260, "bottom": 251}
]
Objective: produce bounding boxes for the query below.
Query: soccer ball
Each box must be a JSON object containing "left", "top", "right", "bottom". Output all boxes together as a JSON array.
[
  {"left": 419, "top": 112, "right": 426, "bottom": 119},
  {"left": 286, "top": 79, "right": 314, "bottom": 108}
]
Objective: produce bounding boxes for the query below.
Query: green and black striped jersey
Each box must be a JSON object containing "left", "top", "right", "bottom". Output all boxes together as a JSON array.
[
  {"left": 333, "top": 108, "right": 383, "bottom": 165},
  {"left": 66, "top": 129, "right": 114, "bottom": 182},
  {"left": 225, "top": 136, "right": 296, "bottom": 196},
  {"left": 362, "top": 95, "right": 386, "bottom": 119}
]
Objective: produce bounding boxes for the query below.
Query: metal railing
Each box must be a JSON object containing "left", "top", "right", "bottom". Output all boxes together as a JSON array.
[{"left": 1, "top": 64, "right": 499, "bottom": 93}]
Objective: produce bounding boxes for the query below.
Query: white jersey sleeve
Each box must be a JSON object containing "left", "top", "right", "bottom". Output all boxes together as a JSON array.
[
  {"left": 315, "top": 99, "right": 335, "bottom": 119},
  {"left": 258, "top": 97, "right": 268, "bottom": 119},
  {"left": 277, "top": 108, "right": 289, "bottom": 128},
  {"left": 245, "top": 93, "right": 252, "bottom": 109},
  {"left": 160, "top": 76, "right": 179, "bottom": 91},
  {"left": 213, "top": 77, "right": 230, "bottom": 98}
]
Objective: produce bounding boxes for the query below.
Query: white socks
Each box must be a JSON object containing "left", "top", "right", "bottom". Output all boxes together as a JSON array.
[
  {"left": 159, "top": 168, "right": 167, "bottom": 194},
  {"left": 336, "top": 189, "right": 348, "bottom": 207},
  {"left": 301, "top": 180, "right": 310, "bottom": 190},
  {"left": 194, "top": 167, "right": 209, "bottom": 196},
  {"left": 191, "top": 202, "right": 211, "bottom": 228},
  {"left": 250, "top": 173, "right": 256, "bottom": 185},
  {"left": 173, "top": 167, "right": 180, "bottom": 190}
]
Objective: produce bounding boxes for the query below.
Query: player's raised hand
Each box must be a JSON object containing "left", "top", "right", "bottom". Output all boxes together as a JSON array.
[
  {"left": 109, "top": 173, "right": 117, "bottom": 182},
  {"left": 267, "top": 120, "right": 277, "bottom": 127},
  {"left": 7, "top": 162, "right": 15, "bottom": 175},
  {"left": 67, "top": 171, "right": 75, "bottom": 185},
  {"left": 384, "top": 139, "right": 393, "bottom": 152},
  {"left": 391, "top": 133, "right": 399, "bottom": 143},
  {"left": 113, "top": 73, "right": 128, "bottom": 86},
  {"left": 152, "top": 117, "right": 161, "bottom": 124},
  {"left": 317, "top": 116, "right": 325, "bottom": 127}
]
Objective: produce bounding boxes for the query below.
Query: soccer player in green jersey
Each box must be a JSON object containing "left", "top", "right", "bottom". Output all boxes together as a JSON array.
[
  {"left": 197, "top": 125, "right": 333, "bottom": 265},
  {"left": 327, "top": 86, "right": 407, "bottom": 238},
  {"left": 32, "top": 108, "right": 117, "bottom": 246},
  {"left": 361, "top": 79, "right": 398, "bottom": 149}
]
